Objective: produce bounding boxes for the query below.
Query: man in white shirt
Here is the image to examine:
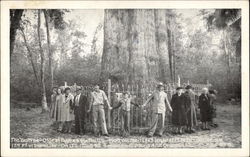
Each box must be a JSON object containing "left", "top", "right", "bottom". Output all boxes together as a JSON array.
[
  {"left": 88, "top": 85, "right": 112, "bottom": 137},
  {"left": 142, "top": 82, "right": 172, "bottom": 137}
]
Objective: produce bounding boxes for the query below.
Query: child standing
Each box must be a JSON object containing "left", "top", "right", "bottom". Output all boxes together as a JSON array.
[{"left": 112, "top": 91, "right": 138, "bottom": 137}]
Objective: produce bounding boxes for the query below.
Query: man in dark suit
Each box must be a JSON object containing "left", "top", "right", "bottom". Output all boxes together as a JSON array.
[{"left": 74, "top": 87, "right": 88, "bottom": 135}]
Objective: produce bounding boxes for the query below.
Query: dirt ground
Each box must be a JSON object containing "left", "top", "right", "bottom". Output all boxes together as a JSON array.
[{"left": 10, "top": 103, "right": 241, "bottom": 148}]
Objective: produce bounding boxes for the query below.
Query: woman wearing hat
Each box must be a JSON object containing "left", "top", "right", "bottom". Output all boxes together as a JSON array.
[
  {"left": 198, "top": 88, "right": 211, "bottom": 130},
  {"left": 62, "top": 87, "right": 75, "bottom": 133},
  {"left": 183, "top": 85, "right": 198, "bottom": 133},
  {"left": 170, "top": 87, "right": 186, "bottom": 134},
  {"left": 208, "top": 89, "right": 218, "bottom": 128},
  {"left": 54, "top": 87, "right": 64, "bottom": 132},
  {"left": 50, "top": 87, "right": 57, "bottom": 120}
]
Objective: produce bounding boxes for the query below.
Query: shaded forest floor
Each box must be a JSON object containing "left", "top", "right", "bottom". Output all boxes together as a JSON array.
[{"left": 10, "top": 104, "right": 241, "bottom": 148}]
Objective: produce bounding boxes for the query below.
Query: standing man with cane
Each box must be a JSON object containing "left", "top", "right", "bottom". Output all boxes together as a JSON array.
[{"left": 142, "top": 82, "right": 173, "bottom": 137}]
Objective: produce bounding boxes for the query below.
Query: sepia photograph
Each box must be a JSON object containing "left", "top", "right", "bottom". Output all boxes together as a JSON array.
[{"left": 1, "top": 0, "right": 249, "bottom": 156}]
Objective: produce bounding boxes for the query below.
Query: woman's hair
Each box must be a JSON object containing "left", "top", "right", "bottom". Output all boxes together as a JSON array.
[
  {"left": 64, "top": 87, "right": 71, "bottom": 93},
  {"left": 57, "top": 87, "right": 63, "bottom": 95},
  {"left": 52, "top": 87, "right": 57, "bottom": 91}
]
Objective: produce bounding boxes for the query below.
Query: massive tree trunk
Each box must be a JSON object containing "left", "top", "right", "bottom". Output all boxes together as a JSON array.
[
  {"left": 20, "top": 29, "right": 40, "bottom": 87},
  {"left": 43, "top": 9, "right": 54, "bottom": 90},
  {"left": 10, "top": 9, "right": 24, "bottom": 57},
  {"left": 101, "top": 9, "right": 170, "bottom": 85},
  {"left": 154, "top": 9, "right": 169, "bottom": 83},
  {"left": 37, "top": 10, "right": 48, "bottom": 113}
]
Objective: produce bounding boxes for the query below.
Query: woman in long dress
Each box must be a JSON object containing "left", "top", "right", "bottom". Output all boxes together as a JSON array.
[
  {"left": 50, "top": 87, "right": 57, "bottom": 119},
  {"left": 208, "top": 89, "right": 218, "bottom": 127},
  {"left": 171, "top": 87, "right": 186, "bottom": 134},
  {"left": 55, "top": 87, "right": 64, "bottom": 132},
  {"left": 198, "top": 88, "right": 211, "bottom": 130},
  {"left": 183, "top": 85, "right": 198, "bottom": 133},
  {"left": 62, "top": 87, "right": 75, "bottom": 133}
]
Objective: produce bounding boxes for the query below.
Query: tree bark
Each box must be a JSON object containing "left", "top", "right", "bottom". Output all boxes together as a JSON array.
[
  {"left": 167, "top": 29, "right": 173, "bottom": 82},
  {"left": 172, "top": 32, "right": 176, "bottom": 82},
  {"left": 37, "top": 10, "right": 48, "bottom": 113},
  {"left": 20, "top": 29, "right": 40, "bottom": 87},
  {"left": 43, "top": 9, "right": 54, "bottom": 90},
  {"left": 127, "top": 10, "right": 134, "bottom": 84},
  {"left": 10, "top": 9, "right": 24, "bottom": 57},
  {"left": 223, "top": 29, "right": 231, "bottom": 95},
  {"left": 154, "top": 9, "right": 169, "bottom": 83},
  {"left": 101, "top": 9, "right": 170, "bottom": 85}
]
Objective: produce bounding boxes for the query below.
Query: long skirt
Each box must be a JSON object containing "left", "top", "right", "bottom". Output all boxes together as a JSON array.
[
  {"left": 200, "top": 109, "right": 212, "bottom": 122},
  {"left": 55, "top": 95, "right": 64, "bottom": 122},
  {"left": 186, "top": 104, "right": 197, "bottom": 127},
  {"left": 60, "top": 103, "right": 75, "bottom": 122},
  {"left": 50, "top": 102, "right": 55, "bottom": 119},
  {"left": 172, "top": 106, "right": 186, "bottom": 126}
]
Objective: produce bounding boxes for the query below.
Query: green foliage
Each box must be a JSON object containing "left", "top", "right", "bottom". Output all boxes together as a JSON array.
[{"left": 10, "top": 9, "right": 241, "bottom": 103}]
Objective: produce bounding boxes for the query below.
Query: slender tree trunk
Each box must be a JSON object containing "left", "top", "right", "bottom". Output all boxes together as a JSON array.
[
  {"left": 20, "top": 29, "right": 40, "bottom": 87},
  {"left": 223, "top": 30, "right": 231, "bottom": 95},
  {"left": 172, "top": 32, "right": 176, "bottom": 82},
  {"left": 167, "top": 29, "right": 173, "bottom": 82},
  {"left": 43, "top": 9, "right": 54, "bottom": 90},
  {"left": 37, "top": 10, "right": 48, "bottom": 113},
  {"left": 10, "top": 9, "right": 24, "bottom": 57}
]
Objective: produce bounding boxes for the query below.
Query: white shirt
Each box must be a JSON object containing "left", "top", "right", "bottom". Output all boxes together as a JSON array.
[
  {"left": 91, "top": 90, "right": 108, "bottom": 106},
  {"left": 75, "top": 93, "right": 81, "bottom": 106},
  {"left": 150, "top": 91, "right": 170, "bottom": 114}
]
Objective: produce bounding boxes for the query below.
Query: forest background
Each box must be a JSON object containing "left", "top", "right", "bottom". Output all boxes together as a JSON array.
[{"left": 10, "top": 9, "right": 241, "bottom": 109}]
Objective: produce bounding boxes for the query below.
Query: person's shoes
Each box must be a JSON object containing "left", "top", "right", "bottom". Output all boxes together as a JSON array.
[
  {"left": 103, "top": 134, "right": 109, "bottom": 137},
  {"left": 190, "top": 129, "right": 196, "bottom": 133},
  {"left": 147, "top": 134, "right": 153, "bottom": 138},
  {"left": 179, "top": 130, "right": 183, "bottom": 135},
  {"left": 155, "top": 134, "right": 162, "bottom": 137},
  {"left": 184, "top": 129, "right": 190, "bottom": 133},
  {"left": 205, "top": 128, "right": 210, "bottom": 130},
  {"left": 211, "top": 123, "right": 218, "bottom": 128},
  {"left": 186, "top": 130, "right": 191, "bottom": 134}
]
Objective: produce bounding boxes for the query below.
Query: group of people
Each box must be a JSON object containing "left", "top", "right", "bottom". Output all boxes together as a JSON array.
[
  {"left": 169, "top": 84, "right": 217, "bottom": 136},
  {"left": 50, "top": 85, "right": 111, "bottom": 136},
  {"left": 49, "top": 82, "right": 217, "bottom": 138}
]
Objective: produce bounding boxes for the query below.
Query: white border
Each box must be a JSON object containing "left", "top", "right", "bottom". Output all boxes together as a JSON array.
[{"left": 1, "top": 1, "right": 249, "bottom": 157}]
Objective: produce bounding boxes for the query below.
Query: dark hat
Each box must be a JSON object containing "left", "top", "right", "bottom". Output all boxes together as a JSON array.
[
  {"left": 76, "top": 86, "right": 82, "bottom": 91},
  {"left": 209, "top": 89, "right": 217, "bottom": 94},
  {"left": 185, "top": 85, "right": 193, "bottom": 89},
  {"left": 176, "top": 87, "right": 183, "bottom": 90},
  {"left": 52, "top": 86, "right": 58, "bottom": 90},
  {"left": 65, "top": 87, "right": 71, "bottom": 91},
  {"left": 123, "top": 91, "right": 130, "bottom": 95}
]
